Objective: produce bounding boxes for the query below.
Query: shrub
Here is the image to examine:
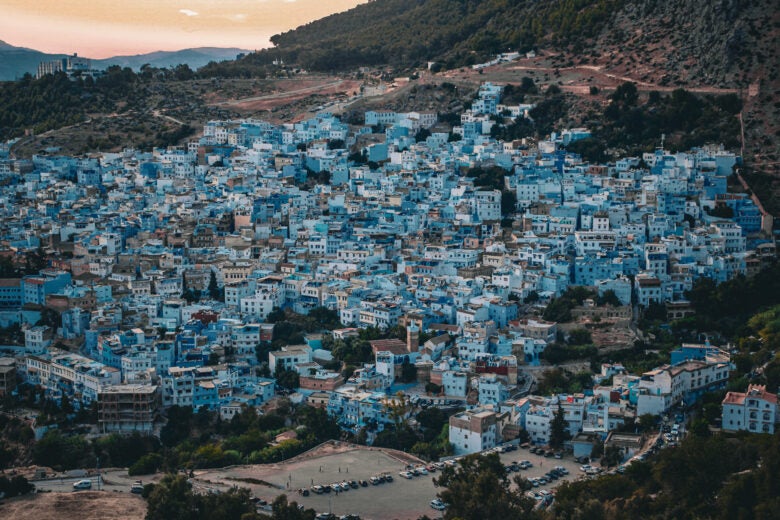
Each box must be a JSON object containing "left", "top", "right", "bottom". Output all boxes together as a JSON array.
[{"left": 129, "top": 452, "right": 163, "bottom": 476}]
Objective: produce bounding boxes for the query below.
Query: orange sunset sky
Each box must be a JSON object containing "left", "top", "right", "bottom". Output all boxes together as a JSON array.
[{"left": 0, "top": 0, "right": 367, "bottom": 57}]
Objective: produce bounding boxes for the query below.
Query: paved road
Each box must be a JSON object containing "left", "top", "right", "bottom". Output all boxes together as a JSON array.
[
  {"left": 32, "top": 469, "right": 159, "bottom": 494},
  {"left": 32, "top": 475, "right": 114, "bottom": 493}
]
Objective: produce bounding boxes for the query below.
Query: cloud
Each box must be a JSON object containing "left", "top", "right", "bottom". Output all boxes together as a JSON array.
[
  {"left": 179, "top": 9, "right": 199, "bottom": 17},
  {"left": 226, "top": 13, "right": 248, "bottom": 22}
]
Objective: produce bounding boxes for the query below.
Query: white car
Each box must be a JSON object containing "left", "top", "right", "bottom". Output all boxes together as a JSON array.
[
  {"left": 73, "top": 479, "right": 92, "bottom": 490},
  {"left": 430, "top": 499, "right": 447, "bottom": 510},
  {"left": 399, "top": 471, "right": 413, "bottom": 479}
]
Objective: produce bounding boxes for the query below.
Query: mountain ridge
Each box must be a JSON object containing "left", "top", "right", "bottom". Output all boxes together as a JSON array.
[{"left": 0, "top": 41, "right": 248, "bottom": 81}]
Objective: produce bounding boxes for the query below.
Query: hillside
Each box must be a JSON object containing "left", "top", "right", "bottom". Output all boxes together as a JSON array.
[
  {"left": 248, "top": 0, "right": 776, "bottom": 88},
  {"left": 0, "top": 41, "right": 68, "bottom": 81}
]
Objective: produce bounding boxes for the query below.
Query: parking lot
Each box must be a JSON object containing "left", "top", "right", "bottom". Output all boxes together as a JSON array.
[
  {"left": 492, "top": 445, "right": 586, "bottom": 492},
  {"left": 195, "top": 443, "right": 590, "bottom": 519},
  {"left": 198, "top": 445, "right": 440, "bottom": 520}
]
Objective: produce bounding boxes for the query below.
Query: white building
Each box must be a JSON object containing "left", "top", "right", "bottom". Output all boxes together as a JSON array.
[
  {"left": 441, "top": 371, "right": 468, "bottom": 397},
  {"left": 636, "top": 358, "right": 731, "bottom": 416},
  {"left": 449, "top": 408, "right": 505, "bottom": 455},
  {"left": 478, "top": 374, "right": 509, "bottom": 406},
  {"left": 268, "top": 344, "right": 313, "bottom": 374},
  {"left": 525, "top": 406, "right": 553, "bottom": 445},
  {"left": 722, "top": 385, "right": 778, "bottom": 434},
  {"left": 25, "top": 326, "right": 51, "bottom": 354}
]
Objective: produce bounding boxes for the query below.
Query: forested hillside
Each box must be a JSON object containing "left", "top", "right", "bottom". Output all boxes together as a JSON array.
[
  {"left": 226, "top": 0, "right": 776, "bottom": 89},
  {"left": 234, "top": 0, "right": 623, "bottom": 72}
]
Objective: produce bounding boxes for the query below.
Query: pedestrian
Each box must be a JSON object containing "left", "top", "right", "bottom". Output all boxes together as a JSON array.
[{"left": 338, "top": 467, "right": 341, "bottom": 473}]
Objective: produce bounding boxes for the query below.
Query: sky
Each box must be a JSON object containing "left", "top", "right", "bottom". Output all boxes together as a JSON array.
[{"left": 0, "top": 0, "right": 367, "bottom": 58}]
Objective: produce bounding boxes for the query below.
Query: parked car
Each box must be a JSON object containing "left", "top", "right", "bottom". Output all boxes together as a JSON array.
[
  {"left": 73, "top": 479, "right": 92, "bottom": 491},
  {"left": 130, "top": 481, "right": 144, "bottom": 494},
  {"left": 430, "top": 498, "right": 447, "bottom": 511},
  {"left": 399, "top": 471, "right": 413, "bottom": 479}
]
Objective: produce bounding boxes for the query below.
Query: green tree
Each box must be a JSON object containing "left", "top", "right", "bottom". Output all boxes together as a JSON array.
[
  {"left": 0, "top": 475, "right": 34, "bottom": 498},
  {"left": 146, "top": 474, "right": 196, "bottom": 520},
  {"left": 129, "top": 453, "right": 163, "bottom": 476},
  {"left": 567, "top": 328, "right": 592, "bottom": 345},
  {"left": 32, "top": 430, "right": 94, "bottom": 470},
  {"left": 549, "top": 403, "right": 569, "bottom": 450},
  {"left": 399, "top": 359, "right": 417, "bottom": 383},
  {"left": 638, "top": 413, "right": 657, "bottom": 432},
  {"left": 37, "top": 307, "right": 61, "bottom": 330},
  {"left": 275, "top": 367, "right": 299, "bottom": 390},
  {"left": 270, "top": 494, "right": 315, "bottom": 520},
  {"left": 590, "top": 441, "right": 603, "bottom": 460},
  {"left": 298, "top": 406, "right": 340, "bottom": 443},
  {"left": 501, "top": 190, "right": 517, "bottom": 215},
  {"left": 208, "top": 271, "right": 222, "bottom": 301},
  {"left": 690, "top": 418, "right": 711, "bottom": 438},
  {"left": 434, "top": 453, "right": 537, "bottom": 520},
  {"left": 596, "top": 289, "right": 622, "bottom": 307},
  {"left": 602, "top": 445, "right": 623, "bottom": 467}
]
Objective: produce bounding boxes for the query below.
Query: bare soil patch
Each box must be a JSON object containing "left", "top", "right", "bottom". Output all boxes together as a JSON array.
[{"left": 0, "top": 492, "right": 146, "bottom": 520}]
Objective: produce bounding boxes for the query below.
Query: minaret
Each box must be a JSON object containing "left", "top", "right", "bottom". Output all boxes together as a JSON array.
[{"left": 406, "top": 320, "right": 420, "bottom": 352}]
